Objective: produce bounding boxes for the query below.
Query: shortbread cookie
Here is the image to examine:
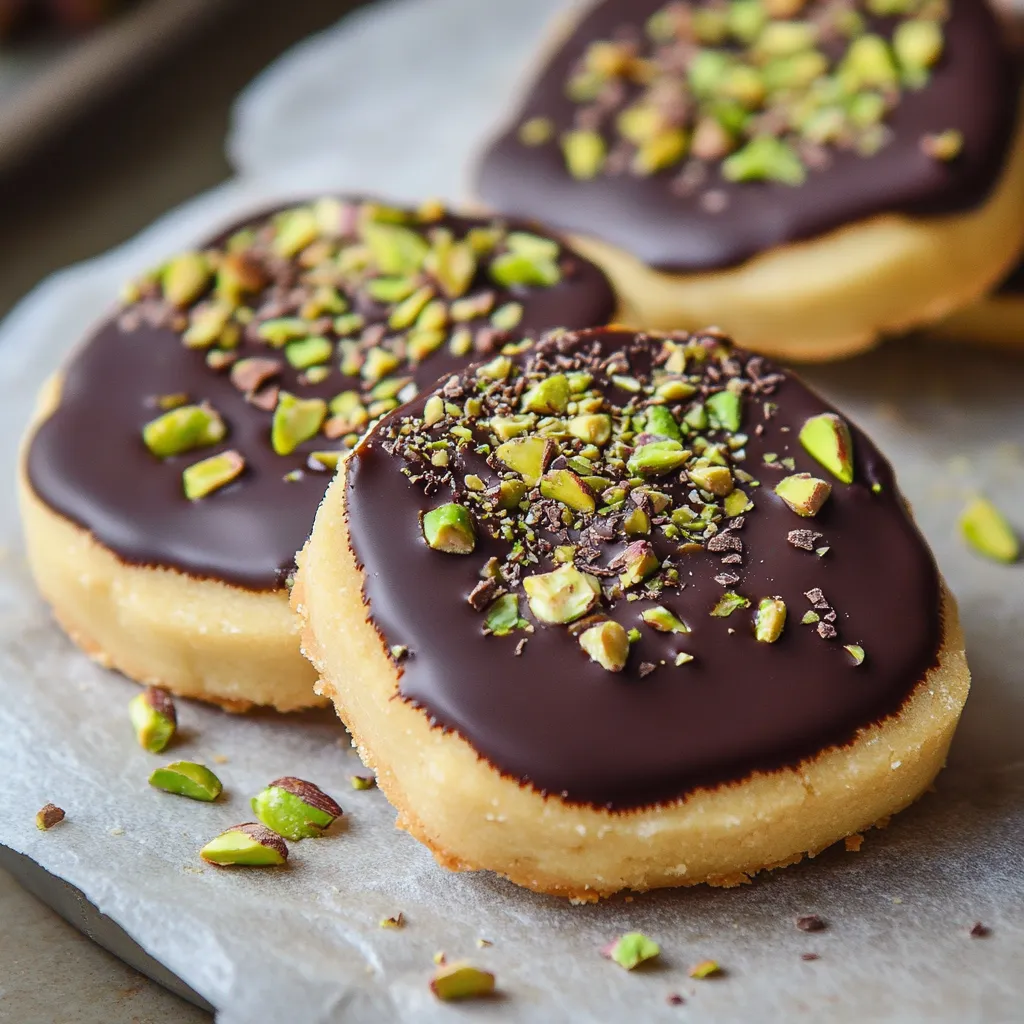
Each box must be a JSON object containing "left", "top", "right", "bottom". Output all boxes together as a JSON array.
[
  {"left": 475, "top": 0, "right": 1024, "bottom": 359},
  {"left": 295, "top": 326, "right": 968, "bottom": 899},
  {"left": 931, "top": 256, "right": 1024, "bottom": 348},
  {"left": 20, "top": 197, "right": 619, "bottom": 711}
]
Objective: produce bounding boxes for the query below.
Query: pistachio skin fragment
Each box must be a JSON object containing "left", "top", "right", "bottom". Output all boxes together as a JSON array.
[
  {"left": 606, "top": 932, "right": 661, "bottom": 970},
  {"left": 775, "top": 473, "right": 832, "bottom": 516},
  {"left": 579, "top": 620, "right": 630, "bottom": 672},
  {"left": 422, "top": 503, "right": 476, "bottom": 554},
  {"left": 430, "top": 962, "right": 496, "bottom": 1001},
  {"left": 149, "top": 762, "right": 223, "bottom": 802},
  {"left": 351, "top": 774, "right": 376, "bottom": 790},
  {"left": 523, "top": 564, "right": 601, "bottom": 624},
  {"left": 128, "top": 687, "right": 176, "bottom": 753},
  {"left": 36, "top": 803, "right": 65, "bottom": 831},
  {"left": 754, "top": 597, "right": 787, "bottom": 643},
  {"left": 200, "top": 823, "right": 288, "bottom": 867},
  {"left": 251, "top": 777, "right": 343, "bottom": 840},
  {"left": 959, "top": 497, "right": 1020, "bottom": 564},
  {"left": 799, "top": 413, "right": 855, "bottom": 483},
  {"left": 711, "top": 591, "right": 750, "bottom": 617}
]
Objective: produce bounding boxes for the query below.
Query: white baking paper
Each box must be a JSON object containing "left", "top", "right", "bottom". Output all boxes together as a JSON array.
[{"left": 2, "top": 0, "right": 1023, "bottom": 1018}]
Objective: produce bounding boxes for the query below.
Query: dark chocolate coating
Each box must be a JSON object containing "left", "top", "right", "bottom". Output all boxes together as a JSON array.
[
  {"left": 345, "top": 329, "right": 942, "bottom": 808},
  {"left": 476, "top": 0, "right": 1020, "bottom": 273},
  {"left": 25, "top": 202, "right": 617, "bottom": 591},
  {"left": 997, "top": 259, "right": 1024, "bottom": 295}
]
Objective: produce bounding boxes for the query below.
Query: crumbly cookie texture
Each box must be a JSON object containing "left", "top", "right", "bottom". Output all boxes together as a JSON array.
[
  {"left": 476, "top": 0, "right": 1024, "bottom": 357},
  {"left": 295, "top": 327, "right": 969, "bottom": 898},
  {"left": 21, "top": 197, "right": 617, "bottom": 710}
]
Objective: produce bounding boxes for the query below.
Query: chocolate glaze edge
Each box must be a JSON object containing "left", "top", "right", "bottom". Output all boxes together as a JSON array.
[
  {"left": 344, "top": 328, "right": 944, "bottom": 810},
  {"left": 476, "top": 0, "right": 1021, "bottom": 274}
]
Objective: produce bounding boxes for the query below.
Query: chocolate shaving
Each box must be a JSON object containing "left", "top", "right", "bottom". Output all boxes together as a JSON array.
[{"left": 788, "top": 529, "right": 823, "bottom": 551}]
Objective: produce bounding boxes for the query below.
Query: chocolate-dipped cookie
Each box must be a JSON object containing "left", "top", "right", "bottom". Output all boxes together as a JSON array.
[
  {"left": 19, "top": 197, "right": 619, "bottom": 712},
  {"left": 476, "top": 0, "right": 1024, "bottom": 360},
  {"left": 931, "top": 255, "right": 1024, "bottom": 348},
  {"left": 295, "top": 326, "right": 969, "bottom": 900}
]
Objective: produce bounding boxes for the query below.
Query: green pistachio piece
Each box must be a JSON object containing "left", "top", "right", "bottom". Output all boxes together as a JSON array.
[
  {"left": 162, "top": 252, "right": 211, "bottom": 307},
  {"left": 430, "top": 962, "right": 495, "bottom": 1001},
  {"left": 183, "top": 301, "right": 233, "bottom": 349},
  {"left": 421, "top": 503, "right": 476, "bottom": 554},
  {"left": 802, "top": 611, "right": 820, "bottom": 624},
  {"left": 684, "top": 402, "right": 708, "bottom": 431},
  {"left": 844, "top": 644, "right": 866, "bottom": 666},
  {"left": 724, "top": 488, "right": 753, "bottom": 517},
  {"left": 495, "top": 436, "right": 554, "bottom": 485},
  {"left": 142, "top": 404, "right": 225, "bottom": 458},
  {"left": 693, "top": 7, "right": 729, "bottom": 44},
  {"left": 521, "top": 373, "right": 570, "bottom": 414},
  {"left": 149, "top": 761, "right": 223, "bottom": 802},
  {"left": 200, "top": 823, "right": 288, "bottom": 867},
  {"left": 388, "top": 285, "right": 436, "bottom": 330},
  {"left": 519, "top": 116, "right": 555, "bottom": 146},
  {"left": 721, "top": 65, "right": 765, "bottom": 109},
  {"left": 568, "top": 414, "right": 612, "bottom": 446},
  {"left": 775, "top": 473, "right": 832, "bottom": 516},
  {"left": 959, "top": 497, "right": 1020, "bottom": 563},
  {"left": 362, "top": 221, "right": 429, "bottom": 276},
  {"left": 723, "top": 136, "right": 806, "bottom": 186},
  {"left": 689, "top": 959, "right": 722, "bottom": 979},
  {"left": 257, "top": 317, "right": 309, "bottom": 347},
  {"left": 490, "top": 414, "right": 537, "bottom": 441},
  {"left": 921, "top": 129, "right": 964, "bottom": 162},
  {"left": 333, "top": 312, "right": 366, "bottom": 337},
  {"left": 728, "top": 0, "right": 768, "bottom": 43},
  {"left": 847, "top": 91, "right": 887, "bottom": 128},
  {"left": 485, "top": 594, "right": 520, "bottom": 635},
  {"left": 688, "top": 50, "right": 732, "bottom": 96},
  {"left": 540, "top": 470, "right": 596, "bottom": 513},
  {"left": 128, "top": 687, "right": 176, "bottom": 753},
  {"left": 351, "top": 774, "right": 376, "bottom": 790},
  {"left": 633, "top": 128, "right": 689, "bottom": 174},
  {"left": 839, "top": 35, "right": 899, "bottom": 92},
  {"left": 645, "top": 405, "right": 681, "bottom": 440},
  {"left": 285, "top": 336, "right": 333, "bottom": 370},
  {"left": 492, "top": 480, "right": 525, "bottom": 510},
  {"left": 627, "top": 440, "right": 690, "bottom": 477},
  {"left": 893, "top": 18, "right": 943, "bottom": 77},
  {"left": 711, "top": 591, "right": 751, "bottom": 617},
  {"left": 755, "top": 20, "right": 817, "bottom": 57},
  {"left": 623, "top": 506, "right": 652, "bottom": 536},
  {"left": 579, "top": 620, "right": 630, "bottom": 672},
  {"left": 272, "top": 393, "right": 327, "bottom": 456},
  {"left": 273, "top": 207, "right": 319, "bottom": 257},
  {"left": 491, "top": 302, "right": 524, "bottom": 331},
  {"left": 309, "top": 451, "right": 342, "bottom": 471},
  {"left": 182, "top": 450, "right": 245, "bottom": 500},
  {"left": 489, "top": 249, "right": 560, "bottom": 288},
  {"left": 425, "top": 231, "right": 477, "bottom": 299},
  {"left": 607, "top": 933, "right": 661, "bottom": 971},
  {"left": 674, "top": 652, "right": 695, "bottom": 666},
  {"left": 251, "top": 777, "right": 343, "bottom": 840},
  {"left": 754, "top": 597, "right": 787, "bottom": 643},
  {"left": 799, "top": 412, "right": 855, "bottom": 483},
  {"left": 688, "top": 463, "right": 734, "bottom": 496},
  {"left": 641, "top": 606, "right": 690, "bottom": 634},
  {"left": 330, "top": 390, "right": 368, "bottom": 425},
  {"left": 561, "top": 130, "right": 607, "bottom": 180},
  {"left": 764, "top": 50, "right": 829, "bottom": 91},
  {"left": 617, "top": 540, "right": 660, "bottom": 589},
  {"left": 507, "top": 232, "right": 560, "bottom": 262},
  {"left": 366, "top": 276, "right": 417, "bottom": 304},
  {"left": 361, "top": 347, "right": 401, "bottom": 383},
  {"left": 35, "top": 804, "right": 65, "bottom": 830},
  {"left": 617, "top": 103, "right": 663, "bottom": 145},
  {"left": 707, "top": 390, "right": 743, "bottom": 433},
  {"left": 523, "top": 564, "right": 601, "bottom": 624}
]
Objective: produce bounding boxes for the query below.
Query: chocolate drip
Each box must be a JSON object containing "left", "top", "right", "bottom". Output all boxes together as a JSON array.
[
  {"left": 476, "top": 0, "right": 1019, "bottom": 273},
  {"left": 26, "top": 200, "right": 617, "bottom": 591},
  {"left": 345, "top": 329, "right": 942, "bottom": 808}
]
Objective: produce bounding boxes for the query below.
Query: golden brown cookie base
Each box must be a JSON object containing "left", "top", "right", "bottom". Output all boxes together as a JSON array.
[
  {"left": 294, "top": 471, "right": 970, "bottom": 901},
  {"left": 929, "top": 293, "right": 1024, "bottom": 350}
]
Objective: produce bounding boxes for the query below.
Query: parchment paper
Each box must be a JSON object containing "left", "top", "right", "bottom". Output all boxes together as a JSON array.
[{"left": 2, "top": 0, "right": 1023, "bottom": 1019}]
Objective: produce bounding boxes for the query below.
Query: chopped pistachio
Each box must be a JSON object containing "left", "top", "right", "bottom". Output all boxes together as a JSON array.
[
  {"left": 724, "top": 489, "right": 753, "bottom": 517},
  {"left": 142, "top": 404, "right": 225, "bottom": 458},
  {"left": 273, "top": 207, "right": 319, "bottom": 257},
  {"left": 252, "top": 777, "right": 343, "bottom": 840},
  {"left": 561, "top": 129, "right": 607, "bottom": 179},
  {"left": 839, "top": 34, "right": 899, "bottom": 92},
  {"left": 540, "top": 470, "right": 596, "bottom": 513},
  {"left": 495, "top": 479, "right": 528, "bottom": 509},
  {"left": 628, "top": 440, "right": 690, "bottom": 477},
  {"left": 200, "top": 823, "right": 288, "bottom": 867},
  {"left": 128, "top": 687, "right": 176, "bottom": 753},
  {"left": 674, "top": 652, "right": 695, "bottom": 666},
  {"left": 422, "top": 503, "right": 476, "bottom": 554},
  {"left": 258, "top": 317, "right": 310, "bottom": 347},
  {"left": 35, "top": 804, "right": 65, "bottom": 831},
  {"left": 799, "top": 413, "right": 855, "bottom": 483},
  {"left": 641, "top": 605, "right": 690, "bottom": 634},
  {"left": 634, "top": 127, "right": 689, "bottom": 174},
  {"left": 754, "top": 597, "right": 787, "bottom": 643},
  {"left": 646, "top": 405, "right": 681, "bottom": 440},
  {"left": 689, "top": 959, "right": 722, "bottom": 979},
  {"left": 485, "top": 594, "right": 520, "bottom": 635},
  {"left": 617, "top": 540, "right": 660, "bottom": 589},
  {"left": 389, "top": 285, "right": 436, "bottom": 330},
  {"left": 521, "top": 373, "right": 570, "bottom": 414},
  {"left": 707, "top": 390, "right": 743, "bottom": 433},
  {"left": 425, "top": 233, "right": 477, "bottom": 299},
  {"left": 688, "top": 463, "right": 734, "bottom": 497},
  {"left": 162, "top": 252, "right": 210, "bottom": 307},
  {"left": 362, "top": 221, "right": 429, "bottom": 276},
  {"left": 476, "top": 355, "right": 513, "bottom": 381},
  {"left": 523, "top": 565, "right": 601, "bottom": 624},
  {"left": 496, "top": 436, "right": 554, "bottom": 486},
  {"left": 623, "top": 506, "right": 652, "bottom": 536},
  {"left": 568, "top": 413, "right": 612, "bottom": 446},
  {"left": 490, "top": 249, "right": 560, "bottom": 289},
  {"left": 430, "top": 963, "right": 495, "bottom": 1001},
  {"left": 775, "top": 473, "right": 832, "bottom": 516},
  {"left": 579, "top": 620, "right": 630, "bottom": 672},
  {"left": 711, "top": 591, "right": 750, "bottom": 617},
  {"left": 844, "top": 644, "right": 866, "bottom": 666},
  {"left": 351, "top": 774, "right": 376, "bottom": 790},
  {"left": 519, "top": 116, "right": 555, "bottom": 146},
  {"left": 959, "top": 497, "right": 1020, "bottom": 563},
  {"left": 893, "top": 19, "right": 943, "bottom": 80},
  {"left": 183, "top": 302, "right": 232, "bottom": 349},
  {"left": 271, "top": 393, "right": 327, "bottom": 456},
  {"left": 149, "top": 762, "right": 223, "bottom": 802},
  {"left": 285, "top": 336, "right": 333, "bottom": 370},
  {"left": 607, "top": 933, "right": 661, "bottom": 971},
  {"left": 921, "top": 129, "right": 963, "bottom": 162},
  {"left": 361, "top": 347, "right": 401, "bottom": 383},
  {"left": 423, "top": 395, "right": 445, "bottom": 427},
  {"left": 182, "top": 450, "right": 246, "bottom": 500},
  {"left": 723, "top": 136, "right": 806, "bottom": 186}
]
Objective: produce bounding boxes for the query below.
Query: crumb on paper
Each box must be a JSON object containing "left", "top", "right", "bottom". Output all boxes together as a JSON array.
[
  {"left": 845, "top": 834, "right": 864, "bottom": 852},
  {"left": 109, "top": 827, "right": 125, "bottom": 836},
  {"left": 969, "top": 922, "right": 991, "bottom": 938},
  {"left": 35, "top": 803, "right": 65, "bottom": 830},
  {"left": 212, "top": 754, "right": 229, "bottom": 765}
]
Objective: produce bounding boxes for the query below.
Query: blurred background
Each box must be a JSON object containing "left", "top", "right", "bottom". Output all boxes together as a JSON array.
[{"left": 0, "top": 0, "right": 367, "bottom": 319}]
